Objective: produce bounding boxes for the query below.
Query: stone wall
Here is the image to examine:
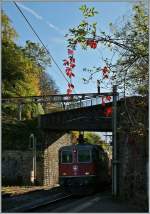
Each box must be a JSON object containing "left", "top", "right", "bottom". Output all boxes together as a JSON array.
[
  {"left": 118, "top": 132, "right": 148, "bottom": 211},
  {"left": 2, "top": 150, "right": 44, "bottom": 185},
  {"left": 43, "top": 132, "right": 72, "bottom": 186},
  {"left": 2, "top": 132, "right": 71, "bottom": 186},
  {"left": 116, "top": 96, "right": 148, "bottom": 211}
]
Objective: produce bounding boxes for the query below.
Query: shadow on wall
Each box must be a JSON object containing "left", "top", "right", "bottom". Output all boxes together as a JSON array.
[{"left": 43, "top": 131, "right": 66, "bottom": 148}]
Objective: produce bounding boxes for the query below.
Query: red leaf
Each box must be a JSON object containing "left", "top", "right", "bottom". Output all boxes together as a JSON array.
[
  {"left": 106, "top": 96, "right": 111, "bottom": 101},
  {"left": 70, "top": 83, "right": 74, "bottom": 88},
  {"left": 68, "top": 49, "right": 74, "bottom": 55},
  {"left": 102, "top": 66, "right": 109, "bottom": 74},
  {"left": 67, "top": 88, "right": 72, "bottom": 95},
  {"left": 90, "top": 41, "right": 94, "bottom": 48},
  {"left": 93, "top": 43, "right": 97, "bottom": 49},
  {"left": 66, "top": 67, "right": 71, "bottom": 72},
  {"left": 70, "top": 57, "right": 75, "bottom": 63},
  {"left": 101, "top": 97, "right": 105, "bottom": 106},
  {"left": 68, "top": 83, "right": 74, "bottom": 89},
  {"left": 70, "top": 63, "right": 76, "bottom": 68},
  {"left": 66, "top": 69, "right": 75, "bottom": 78},
  {"left": 88, "top": 40, "right": 97, "bottom": 49},
  {"left": 104, "top": 107, "right": 112, "bottom": 117},
  {"left": 92, "top": 41, "right": 97, "bottom": 49},
  {"left": 71, "top": 72, "right": 75, "bottom": 77},
  {"left": 63, "top": 59, "right": 69, "bottom": 66},
  {"left": 86, "top": 40, "right": 91, "bottom": 46},
  {"left": 66, "top": 70, "right": 72, "bottom": 77}
]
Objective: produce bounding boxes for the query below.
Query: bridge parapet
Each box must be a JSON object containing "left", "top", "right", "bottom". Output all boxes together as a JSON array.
[
  {"left": 2, "top": 92, "right": 116, "bottom": 119},
  {"left": 39, "top": 103, "right": 113, "bottom": 132}
]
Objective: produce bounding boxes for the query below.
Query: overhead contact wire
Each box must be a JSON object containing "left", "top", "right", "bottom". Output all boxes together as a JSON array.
[{"left": 13, "top": 1, "right": 77, "bottom": 93}]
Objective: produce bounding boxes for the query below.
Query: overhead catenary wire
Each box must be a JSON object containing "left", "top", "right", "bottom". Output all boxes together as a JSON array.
[{"left": 13, "top": 1, "right": 77, "bottom": 93}]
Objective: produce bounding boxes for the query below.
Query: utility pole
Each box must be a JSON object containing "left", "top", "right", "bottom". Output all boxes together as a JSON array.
[
  {"left": 112, "top": 85, "right": 118, "bottom": 197},
  {"left": 30, "top": 133, "right": 36, "bottom": 185}
]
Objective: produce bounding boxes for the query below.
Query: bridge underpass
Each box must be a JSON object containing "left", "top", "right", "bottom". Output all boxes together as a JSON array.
[
  {"left": 38, "top": 86, "right": 118, "bottom": 197},
  {"left": 2, "top": 87, "right": 118, "bottom": 197},
  {"left": 2, "top": 88, "right": 148, "bottom": 208}
]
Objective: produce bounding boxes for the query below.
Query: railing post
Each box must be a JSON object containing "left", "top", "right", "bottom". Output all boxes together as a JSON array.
[
  {"left": 112, "top": 85, "right": 118, "bottom": 197},
  {"left": 97, "top": 80, "right": 100, "bottom": 93},
  {"left": 91, "top": 99, "right": 92, "bottom": 106},
  {"left": 18, "top": 103, "right": 22, "bottom": 121}
]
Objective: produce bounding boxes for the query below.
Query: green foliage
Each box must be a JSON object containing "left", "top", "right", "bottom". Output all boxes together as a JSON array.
[
  {"left": 79, "top": 5, "right": 98, "bottom": 18},
  {"left": 112, "top": 2, "right": 148, "bottom": 95},
  {"left": 22, "top": 40, "right": 51, "bottom": 71},
  {"left": 2, "top": 10, "right": 18, "bottom": 43},
  {"left": 39, "top": 72, "right": 60, "bottom": 113},
  {"left": 2, "top": 11, "right": 59, "bottom": 120},
  {"left": 2, "top": 117, "right": 44, "bottom": 150},
  {"left": 84, "top": 132, "right": 102, "bottom": 144},
  {"left": 66, "top": 3, "right": 148, "bottom": 96},
  {"left": 67, "top": 6, "right": 98, "bottom": 50},
  {"left": 40, "top": 72, "right": 59, "bottom": 96}
]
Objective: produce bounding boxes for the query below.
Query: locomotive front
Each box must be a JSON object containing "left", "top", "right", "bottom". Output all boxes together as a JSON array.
[{"left": 59, "top": 142, "right": 109, "bottom": 194}]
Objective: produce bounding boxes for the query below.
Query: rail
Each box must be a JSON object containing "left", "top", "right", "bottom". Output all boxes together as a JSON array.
[{"left": 8, "top": 192, "right": 72, "bottom": 212}]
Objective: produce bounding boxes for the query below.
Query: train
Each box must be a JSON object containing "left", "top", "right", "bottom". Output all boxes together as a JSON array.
[{"left": 58, "top": 134, "right": 111, "bottom": 195}]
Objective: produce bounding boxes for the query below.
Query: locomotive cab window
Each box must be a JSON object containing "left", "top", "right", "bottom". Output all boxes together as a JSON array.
[
  {"left": 78, "top": 149, "right": 91, "bottom": 163},
  {"left": 61, "top": 150, "right": 72, "bottom": 163},
  {"left": 92, "top": 149, "right": 99, "bottom": 161}
]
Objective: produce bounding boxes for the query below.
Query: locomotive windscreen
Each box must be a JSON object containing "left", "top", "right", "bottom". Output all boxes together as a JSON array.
[
  {"left": 61, "top": 150, "right": 72, "bottom": 163},
  {"left": 78, "top": 150, "right": 91, "bottom": 163}
]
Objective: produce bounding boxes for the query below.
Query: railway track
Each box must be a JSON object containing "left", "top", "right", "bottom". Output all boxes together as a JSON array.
[
  {"left": 11, "top": 192, "right": 73, "bottom": 212},
  {"left": 4, "top": 190, "right": 142, "bottom": 213},
  {"left": 26, "top": 191, "right": 143, "bottom": 213},
  {"left": 3, "top": 187, "right": 72, "bottom": 213}
]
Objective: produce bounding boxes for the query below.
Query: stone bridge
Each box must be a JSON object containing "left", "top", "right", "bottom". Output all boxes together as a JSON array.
[{"left": 39, "top": 102, "right": 113, "bottom": 132}]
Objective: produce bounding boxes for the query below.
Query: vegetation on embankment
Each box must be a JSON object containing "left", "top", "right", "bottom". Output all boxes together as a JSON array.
[{"left": 2, "top": 116, "right": 43, "bottom": 151}]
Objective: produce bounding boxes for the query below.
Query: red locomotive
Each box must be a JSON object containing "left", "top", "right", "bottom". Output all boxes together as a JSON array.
[{"left": 59, "top": 134, "right": 110, "bottom": 195}]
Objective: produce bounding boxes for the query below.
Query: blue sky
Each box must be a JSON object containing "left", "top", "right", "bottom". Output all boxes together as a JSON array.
[{"left": 2, "top": 1, "right": 134, "bottom": 94}]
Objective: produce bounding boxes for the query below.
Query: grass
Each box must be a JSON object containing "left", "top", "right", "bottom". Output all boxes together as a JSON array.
[{"left": 2, "top": 186, "right": 45, "bottom": 196}]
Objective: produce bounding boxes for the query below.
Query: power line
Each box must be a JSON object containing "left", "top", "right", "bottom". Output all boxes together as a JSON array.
[{"left": 13, "top": 1, "right": 77, "bottom": 93}]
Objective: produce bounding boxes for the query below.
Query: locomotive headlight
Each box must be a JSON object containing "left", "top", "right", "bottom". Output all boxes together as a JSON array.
[
  {"left": 73, "top": 165, "right": 78, "bottom": 171},
  {"left": 85, "top": 172, "right": 90, "bottom": 175},
  {"left": 62, "top": 172, "right": 67, "bottom": 175}
]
